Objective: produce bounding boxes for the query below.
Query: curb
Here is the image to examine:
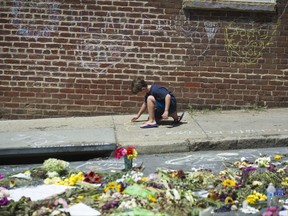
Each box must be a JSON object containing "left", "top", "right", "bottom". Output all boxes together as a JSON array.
[{"left": 136, "top": 136, "right": 288, "bottom": 154}]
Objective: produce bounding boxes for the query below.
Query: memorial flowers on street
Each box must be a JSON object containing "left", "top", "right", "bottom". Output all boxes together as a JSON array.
[
  {"left": 114, "top": 146, "right": 138, "bottom": 160},
  {"left": 115, "top": 146, "right": 138, "bottom": 171},
  {"left": 0, "top": 153, "right": 287, "bottom": 215}
]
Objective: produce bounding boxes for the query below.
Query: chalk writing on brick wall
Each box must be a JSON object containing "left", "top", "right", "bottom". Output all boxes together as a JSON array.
[
  {"left": 75, "top": 9, "right": 188, "bottom": 74},
  {"left": 223, "top": 0, "right": 288, "bottom": 65},
  {"left": 75, "top": 4, "right": 221, "bottom": 74},
  {"left": 224, "top": 22, "right": 275, "bottom": 64},
  {"left": 179, "top": 18, "right": 219, "bottom": 56},
  {"left": 77, "top": 34, "right": 132, "bottom": 74},
  {"left": 11, "top": 0, "right": 61, "bottom": 39}
]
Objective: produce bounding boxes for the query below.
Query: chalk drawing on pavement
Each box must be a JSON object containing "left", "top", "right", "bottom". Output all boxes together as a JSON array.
[
  {"left": 165, "top": 153, "right": 238, "bottom": 165},
  {"left": 76, "top": 159, "right": 138, "bottom": 171},
  {"left": 11, "top": 133, "right": 66, "bottom": 148},
  {"left": 164, "top": 151, "right": 263, "bottom": 171},
  {"left": 165, "top": 128, "right": 288, "bottom": 136}
]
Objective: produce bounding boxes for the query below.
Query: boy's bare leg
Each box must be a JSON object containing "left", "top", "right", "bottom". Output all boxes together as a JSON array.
[
  {"left": 146, "top": 95, "right": 157, "bottom": 124},
  {"left": 169, "top": 111, "right": 179, "bottom": 121}
]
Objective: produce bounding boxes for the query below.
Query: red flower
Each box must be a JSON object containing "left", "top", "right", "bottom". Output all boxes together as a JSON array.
[
  {"left": 126, "top": 146, "right": 135, "bottom": 155},
  {"left": 84, "top": 171, "right": 102, "bottom": 184}
]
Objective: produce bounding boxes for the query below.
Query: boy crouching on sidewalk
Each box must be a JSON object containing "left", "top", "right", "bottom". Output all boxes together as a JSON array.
[{"left": 131, "top": 78, "right": 184, "bottom": 128}]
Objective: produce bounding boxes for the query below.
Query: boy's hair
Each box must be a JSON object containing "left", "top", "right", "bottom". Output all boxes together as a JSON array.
[{"left": 131, "top": 78, "right": 147, "bottom": 94}]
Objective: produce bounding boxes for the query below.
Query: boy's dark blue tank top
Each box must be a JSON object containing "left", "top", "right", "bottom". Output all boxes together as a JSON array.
[{"left": 144, "top": 84, "right": 175, "bottom": 102}]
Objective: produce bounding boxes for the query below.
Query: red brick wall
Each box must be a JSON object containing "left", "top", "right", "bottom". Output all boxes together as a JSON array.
[{"left": 0, "top": 0, "right": 287, "bottom": 119}]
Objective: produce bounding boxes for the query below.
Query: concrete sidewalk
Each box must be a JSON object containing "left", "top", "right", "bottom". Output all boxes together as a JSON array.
[{"left": 0, "top": 108, "right": 287, "bottom": 160}]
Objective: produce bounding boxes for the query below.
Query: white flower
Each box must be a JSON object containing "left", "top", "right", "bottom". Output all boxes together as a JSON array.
[
  {"left": 165, "top": 190, "right": 174, "bottom": 200},
  {"left": 255, "top": 156, "right": 271, "bottom": 167},
  {"left": 184, "top": 190, "right": 195, "bottom": 204},
  {"left": 43, "top": 158, "right": 69, "bottom": 173},
  {"left": 118, "top": 199, "right": 137, "bottom": 209},
  {"left": 118, "top": 171, "right": 143, "bottom": 182},
  {"left": 252, "top": 181, "right": 262, "bottom": 187},
  {"left": 47, "top": 171, "right": 59, "bottom": 178},
  {"left": 0, "top": 187, "right": 9, "bottom": 198},
  {"left": 240, "top": 205, "right": 259, "bottom": 214},
  {"left": 172, "top": 189, "right": 180, "bottom": 200},
  {"left": 44, "top": 177, "right": 61, "bottom": 185},
  {"left": 51, "top": 210, "right": 62, "bottom": 216}
]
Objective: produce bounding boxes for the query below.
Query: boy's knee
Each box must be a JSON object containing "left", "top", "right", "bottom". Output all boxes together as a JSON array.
[{"left": 147, "top": 95, "right": 155, "bottom": 102}]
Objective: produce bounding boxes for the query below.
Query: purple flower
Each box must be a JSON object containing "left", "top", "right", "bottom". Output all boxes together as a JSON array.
[
  {"left": 267, "top": 164, "right": 277, "bottom": 172},
  {"left": 102, "top": 200, "right": 118, "bottom": 211},
  {"left": 243, "top": 167, "right": 257, "bottom": 173},
  {"left": 0, "top": 173, "right": 4, "bottom": 180},
  {"left": 0, "top": 197, "right": 9, "bottom": 206}
]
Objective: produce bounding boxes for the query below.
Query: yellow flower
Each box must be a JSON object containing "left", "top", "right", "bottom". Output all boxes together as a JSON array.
[
  {"left": 170, "top": 171, "right": 177, "bottom": 178},
  {"left": 104, "top": 182, "right": 116, "bottom": 192},
  {"left": 117, "top": 183, "right": 124, "bottom": 193},
  {"left": 246, "top": 195, "right": 257, "bottom": 204},
  {"left": 127, "top": 149, "right": 138, "bottom": 159},
  {"left": 281, "top": 177, "right": 288, "bottom": 186},
  {"left": 9, "top": 179, "right": 16, "bottom": 188},
  {"left": 258, "top": 194, "right": 267, "bottom": 201},
  {"left": 253, "top": 191, "right": 267, "bottom": 201},
  {"left": 225, "top": 197, "right": 234, "bottom": 204},
  {"left": 24, "top": 170, "right": 31, "bottom": 175},
  {"left": 140, "top": 177, "right": 149, "bottom": 182},
  {"left": 77, "top": 195, "right": 84, "bottom": 200},
  {"left": 148, "top": 195, "right": 156, "bottom": 202},
  {"left": 222, "top": 179, "right": 236, "bottom": 187},
  {"left": 245, "top": 191, "right": 267, "bottom": 204},
  {"left": 196, "top": 201, "right": 208, "bottom": 209},
  {"left": 207, "top": 192, "right": 218, "bottom": 201},
  {"left": 274, "top": 155, "right": 282, "bottom": 160},
  {"left": 55, "top": 172, "right": 83, "bottom": 186}
]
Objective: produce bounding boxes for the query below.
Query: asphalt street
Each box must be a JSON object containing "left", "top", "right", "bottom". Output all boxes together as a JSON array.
[{"left": 0, "top": 146, "right": 287, "bottom": 176}]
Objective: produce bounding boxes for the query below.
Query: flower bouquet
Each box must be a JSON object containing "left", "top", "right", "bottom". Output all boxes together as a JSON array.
[{"left": 114, "top": 146, "right": 137, "bottom": 171}]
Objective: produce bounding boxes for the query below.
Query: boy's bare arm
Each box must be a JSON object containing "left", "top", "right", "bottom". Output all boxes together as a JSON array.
[
  {"left": 162, "top": 94, "right": 171, "bottom": 119},
  {"left": 131, "top": 102, "right": 147, "bottom": 121}
]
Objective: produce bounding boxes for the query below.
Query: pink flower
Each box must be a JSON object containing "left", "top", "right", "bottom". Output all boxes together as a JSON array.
[
  {"left": 262, "top": 207, "right": 279, "bottom": 216},
  {"left": 114, "top": 147, "right": 127, "bottom": 159},
  {"left": 54, "top": 198, "right": 68, "bottom": 208}
]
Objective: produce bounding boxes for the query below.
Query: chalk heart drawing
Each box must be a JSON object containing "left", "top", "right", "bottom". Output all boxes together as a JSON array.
[
  {"left": 224, "top": 22, "right": 274, "bottom": 64},
  {"left": 11, "top": 0, "right": 60, "bottom": 39},
  {"left": 180, "top": 20, "right": 219, "bottom": 55},
  {"left": 204, "top": 21, "right": 218, "bottom": 42},
  {"left": 76, "top": 35, "right": 131, "bottom": 74}
]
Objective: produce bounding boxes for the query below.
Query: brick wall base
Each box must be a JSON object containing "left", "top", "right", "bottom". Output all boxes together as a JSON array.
[{"left": 0, "top": 0, "right": 287, "bottom": 119}]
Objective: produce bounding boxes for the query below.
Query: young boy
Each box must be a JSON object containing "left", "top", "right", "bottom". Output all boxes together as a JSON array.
[{"left": 131, "top": 78, "right": 184, "bottom": 128}]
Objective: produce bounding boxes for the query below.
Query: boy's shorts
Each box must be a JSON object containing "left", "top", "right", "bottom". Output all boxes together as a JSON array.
[{"left": 155, "top": 99, "right": 177, "bottom": 118}]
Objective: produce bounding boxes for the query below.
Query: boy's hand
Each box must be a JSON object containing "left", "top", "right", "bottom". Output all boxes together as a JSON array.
[
  {"left": 131, "top": 115, "right": 139, "bottom": 122},
  {"left": 162, "top": 111, "right": 169, "bottom": 119}
]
